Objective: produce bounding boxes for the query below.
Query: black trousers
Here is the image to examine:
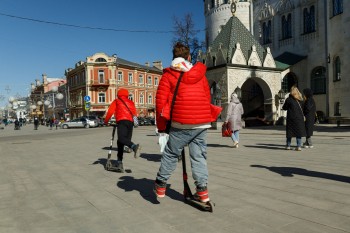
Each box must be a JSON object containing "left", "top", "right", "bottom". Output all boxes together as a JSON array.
[{"left": 117, "top": 120, "right": 134, "bottom": 161}]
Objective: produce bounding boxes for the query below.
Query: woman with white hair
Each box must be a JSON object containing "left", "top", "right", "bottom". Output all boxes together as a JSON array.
[{"left": 225, "top": 93, "right": 244, "bottom": 148}]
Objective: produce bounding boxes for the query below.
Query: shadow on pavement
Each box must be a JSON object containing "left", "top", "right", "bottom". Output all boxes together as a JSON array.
[
  {"left": 117, "top": 176, "right": 183, "bottom": 204},
  {"left": 244, "top": 143, "right": 286, "bottom": 150},
  {"left": 140, "top": 153, "right": 162, "bottom": 162},
  {"left": 251, "top": 165, "right": 350, "bottom": 183},
  {"left": 92, "top": 158, "right": 132, "bottom": 173},
  {"left": 101, "top": 146, "right": 118, "bottom": 151},
  {"left": 207, "top": 143, "right": 232, "bottom": 148}
]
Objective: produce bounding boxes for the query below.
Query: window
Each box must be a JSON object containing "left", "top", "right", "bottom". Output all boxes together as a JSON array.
[
  {"left": 98, "top": 70, "right": 105, "bottom": 83},
  {"left": 147, "top": 76, "right": 152, "bottom": 85},
  {"left": 282, "top": 72, "right": 298, "bottom": 93},
  {"left": 95, "top": 57, "right": 107, "bottom": 62},
  {"left": 148, "top": 95, "right": 153, "bottom": 104},
  {"left": 334, "top": 56, "right": 341, "bottom": 81},
  {"left": 128, "top": 94, "right": 134, "bottom": 101},
  {"left": 281, "top": 14, "right": 292, "bottom": 39},
  {"left": 332, "top": 0, "right": 343, "bottom": 16},
  {"left": 311, "top": 67, "right": 326, "bottom": 94},
  {"left": 303, "top": 6, "right": 316, "bottom": 34},
  {"left": 334, "top": 102, "right": 341, "bottom": 116},
  {"left": 118, "top": 71, "right": 123, "bottom": 81},
  {"left": 211, "top": 0, "right": 215, "bottom": 9},
  {"left": 139, "top": 75, "right": 144, "bottom": 85},
  {"left": 139, "top": 93, "right": 144, "bottom": 104},
  {"left": 262, "top": 20, "right": 272, "bottom": 44},
  {"left": 154, "top": 77, "right": 159, "bottom": 86},
  {"left": 98, "top": 93, "right": 105, "bottom": 103},
  {"left": 128, "top": 73, "right": 133, "bottom": 84}
]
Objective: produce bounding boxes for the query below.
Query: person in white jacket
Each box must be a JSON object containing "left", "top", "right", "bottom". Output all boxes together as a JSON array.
[{"left": 225, "top": 93, "right": 244, "bottom": 148}]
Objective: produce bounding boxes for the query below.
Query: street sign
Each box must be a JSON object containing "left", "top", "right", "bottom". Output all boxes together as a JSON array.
[
  {"left": 84, "top": 95, "right": 91, "bottom": 102},
  {"left": 85, "top": 102, "right": 91, "bottom": 110}
]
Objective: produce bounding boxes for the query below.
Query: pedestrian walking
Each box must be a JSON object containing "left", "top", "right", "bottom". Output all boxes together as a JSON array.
[
  {"left": 104, "top": 88, "right": 141, "bottom": 173},
  {"left": 153, "top": 42, "right": 222, "bottom": 202},
  {"left": 54, "top": 118, "right": 59, "bottom": 130},
  {"left": 224, "top": 93, "right": 244, "bottom": 148},
  {"left": 282, "top": 86, "right": 306, "bottom": 151},
  {"left": 33, "top": 116, "right": 39, "bottom": 130},
  {"left": 49, "top": 117, "right": 54, "bottom": 130},
  {"left": 302, "top": 88, "right": 316, "bottom": 148}
]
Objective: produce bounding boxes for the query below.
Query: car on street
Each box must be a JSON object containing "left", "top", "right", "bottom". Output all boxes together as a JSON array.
[
  {"left": 80, "top": 116, "right": 98, "bottom": 128},
  {"left": 61, "top": 118, "right": 89, "bottom": 129}
]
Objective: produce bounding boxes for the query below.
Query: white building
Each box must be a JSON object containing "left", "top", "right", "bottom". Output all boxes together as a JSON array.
[{"left": 202, "top": 0, "right": 349, "bottom": 123}]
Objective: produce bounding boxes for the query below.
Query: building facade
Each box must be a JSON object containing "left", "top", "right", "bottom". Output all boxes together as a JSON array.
[
  {"left": 203, "top": 0, "right": 349, "bottom": 122},
  {"left": 65, "top": 53, "right": 163, "bottom": 119}
]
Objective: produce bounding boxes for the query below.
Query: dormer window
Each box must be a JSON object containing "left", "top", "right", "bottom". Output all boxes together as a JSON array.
[{"left": 95, "top": 58, "right": 107, "bottom": 62}]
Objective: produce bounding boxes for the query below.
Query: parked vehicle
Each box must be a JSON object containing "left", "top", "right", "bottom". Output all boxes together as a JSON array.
[
  {"left": 61, "top": 118, "right": 88, "bottom": 129},
  {"left": 80, "top": 116, "right": 98, "bottom": 128},
  {"left": 82, "top": 116, "right": 104, "bottom": 127},
  {"left": 137, "top": 117, "right": 153, "bottom": 126}
]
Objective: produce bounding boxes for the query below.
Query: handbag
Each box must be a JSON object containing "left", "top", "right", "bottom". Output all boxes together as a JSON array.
[
  {"left": 120, "top": 98, "right": 139, "bottom": 127},
  {"left": 165, "top": 72, "right": 184, "bottom": 134},
  {"left": 222, "top": 122, "right": 232, "bottom": 137}
]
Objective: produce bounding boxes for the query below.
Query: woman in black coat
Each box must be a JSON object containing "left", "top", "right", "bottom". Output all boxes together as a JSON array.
[
  {"left": 282, "top": 86, "right": 306, "bottom": 151},
  {"left": 302, "top": 88, "right": 316, "bottom": 148}
]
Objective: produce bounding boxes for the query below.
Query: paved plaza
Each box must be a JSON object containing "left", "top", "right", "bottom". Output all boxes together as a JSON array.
[{"left": 0, "top": 123, "right": 349, "bottom": 233}]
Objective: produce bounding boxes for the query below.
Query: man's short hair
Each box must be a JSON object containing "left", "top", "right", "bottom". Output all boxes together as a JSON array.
[{"left": 172, "top": 42, "right": 190, "bottom": 59}]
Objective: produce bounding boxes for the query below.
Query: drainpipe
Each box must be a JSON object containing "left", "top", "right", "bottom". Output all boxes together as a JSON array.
[{"left": 324, "top": 0, "right": 330, "bottom": 118}]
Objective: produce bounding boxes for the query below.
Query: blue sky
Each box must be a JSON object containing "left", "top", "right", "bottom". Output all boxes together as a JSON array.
[{"left": 0, "top": 0, "right": 205, "bottom": 107}]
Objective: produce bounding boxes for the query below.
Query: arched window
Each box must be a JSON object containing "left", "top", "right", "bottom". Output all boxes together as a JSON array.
[
  {"left": 282, "top": 14, "right": 292, "bottom": 39},
  {"left": 212, "top": 56, "right": 216, "bottom": 66},
  {"left": 311, "top": 67, "right": 326, "bottom": 94},
  {"left": 282, "top": 73, "right": 298, "bottom": 93},
  {"left": 303, "top": 6, "right": 316, "bottom": 34},
  {"left": 118, "top": 71, "right": 123, "bottom": 81},
  {"left": 95, "top": 58, "right": 107, "bottom": 62},
  {"left": 128, "top": 73, "right": 133, "bottom": 84},
  {"left": 262, "top": 20, "right": 272, "bottom": 44},
  {"left": 332, "top": 0, "right": 343, "bottom": 16},
  {"left": 154, "top": 77, "right": 159, "bottom": 86},
  {"left": 128, "top": 94, "right": 134, "bottom": 102},
  {"left": 148, "top": 95, "right": 153, "bottom": 104},
  {"left": 139, "top": 93, "right": 144, "bottom": 104},
  {"left": 139, "top": 75, "right": 144, "bottom": 84},
  {"left": 147, "top": 76, "right": 152, "bottom": 85},
  {"left": 334, "top": 56, "right": 341, "bottom": 81}
]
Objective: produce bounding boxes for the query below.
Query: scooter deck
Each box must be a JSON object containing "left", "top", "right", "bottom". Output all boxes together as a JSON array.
[{"left": 184, "top": 196, "right": 215, "bottom": 212}]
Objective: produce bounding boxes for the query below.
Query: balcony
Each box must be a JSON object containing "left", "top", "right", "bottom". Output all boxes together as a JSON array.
[{"left": 89, "top": 79, "right": 110, "bottom": 86}]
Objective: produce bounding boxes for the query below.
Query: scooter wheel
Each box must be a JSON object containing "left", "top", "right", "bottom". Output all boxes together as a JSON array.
[
  {"left": 105, "top": 160, "right": 112, "bottom": 171},
  {"left": 207, "top": 201, "right": 215, "bottom": 212}
]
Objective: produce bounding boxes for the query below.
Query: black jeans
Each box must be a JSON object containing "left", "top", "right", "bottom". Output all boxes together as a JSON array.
[{"left": 117, "top": 120, "right": 134, "bottom": 161}]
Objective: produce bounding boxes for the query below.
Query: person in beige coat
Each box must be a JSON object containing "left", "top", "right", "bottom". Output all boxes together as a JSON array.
[{"left": 225, "top": 93, "right": 244, "bottom": 148}]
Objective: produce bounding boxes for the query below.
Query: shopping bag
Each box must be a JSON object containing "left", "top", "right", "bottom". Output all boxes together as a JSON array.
[
  {"left": 222, "top": 122, "right": 232, "bottom": 137},
  {"left": 133, "top": 116, "right": 139, "bottom": 127}
]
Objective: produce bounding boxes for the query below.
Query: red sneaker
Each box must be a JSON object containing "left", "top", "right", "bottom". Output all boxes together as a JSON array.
[
  {"left": 194, "top": 186, "right": 210, "bottom": 203},
  {"left": 154, "top": 180, "right": 166, "bottom": 198}
]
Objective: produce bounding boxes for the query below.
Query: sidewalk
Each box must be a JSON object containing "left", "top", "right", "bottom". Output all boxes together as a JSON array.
[{"left": 0, "top": 125, "right": 349, "bottom": 233}]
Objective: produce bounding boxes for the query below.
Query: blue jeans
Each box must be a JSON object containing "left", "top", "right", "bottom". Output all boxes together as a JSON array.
[
  {"left": 156, "top": 128, "right": 208, "bottom": 187},
  {"left": 231, "top": 130, "right": 240, "bottom": 142},
  {"left": 286, "top": 137, "right": 302, "bottom": 147}
]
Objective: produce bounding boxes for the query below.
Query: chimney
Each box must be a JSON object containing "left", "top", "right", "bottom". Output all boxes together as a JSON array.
[
  {"left": 152, "top": 61, "right": 163, "bottom": 70},
  {"left": 145, "top": 62, "right": 150, "bottom": 67}
]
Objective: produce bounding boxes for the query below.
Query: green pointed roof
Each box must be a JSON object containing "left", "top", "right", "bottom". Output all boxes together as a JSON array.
[{"left": 210, "top": 16, "right": 266, "bottom": 63}]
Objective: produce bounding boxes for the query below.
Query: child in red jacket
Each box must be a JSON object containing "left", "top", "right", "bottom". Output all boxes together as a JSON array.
[{"left": 104, "top": 88, "right": 140, "bottom": 172}]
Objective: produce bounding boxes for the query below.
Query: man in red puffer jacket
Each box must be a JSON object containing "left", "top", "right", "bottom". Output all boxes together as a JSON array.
[
  {"left": 154, "top": 42, "right": 222, "bottom": 202},
  {"left": 104, "top": 88, "right": 141, "bottom": 172}
]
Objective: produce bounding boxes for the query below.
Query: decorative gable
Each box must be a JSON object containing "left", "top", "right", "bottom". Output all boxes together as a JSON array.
[
  {"left": 248, "top": 45, "right": 262, "bottom": 66},
  {"left": 231, "top": 43, "right": 247, "bottom": 65},
  {"left": 216, "top": 43, "right": 227, "bottom": 65},
  {"left": 263, "top": 47, "right": 276, "bottom": 68},
  {"left": 278, "top": 0, "right": 294, "bottom": 14},
  {"left": 259, "top": 3, "right": 274, "bottom": 20}
]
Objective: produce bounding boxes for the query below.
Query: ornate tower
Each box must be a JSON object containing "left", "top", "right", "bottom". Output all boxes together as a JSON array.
[{"left": 204, "top": 0, "right": 253, "bottom": 47}]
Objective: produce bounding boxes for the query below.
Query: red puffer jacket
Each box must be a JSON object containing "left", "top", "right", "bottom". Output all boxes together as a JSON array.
[
  {"left": 156, "top": 62, "right": 222, "bottom": 131},
  {"left": 104, "top": 96, "right": 136, "bottom": 124}
]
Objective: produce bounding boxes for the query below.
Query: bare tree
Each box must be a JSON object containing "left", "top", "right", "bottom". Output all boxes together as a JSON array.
[{"left": 172, "top": 13, "right": 205, "bottom": 63}]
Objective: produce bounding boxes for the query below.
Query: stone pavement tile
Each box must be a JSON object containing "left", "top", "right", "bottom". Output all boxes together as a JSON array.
[
  {"left": 52, "top": 197, "right": 94, "bottom": 211},
  {"left": 230, "top": 205, "right": 299, "bottom": 229},
  {"left": 121, "top": 221, "right": 179, "bottom": 233},
  {"left": 81, "top": 190, "right": 131, "bottom": 212},
  {"left": 221, "top": 219, "right": 285, "bottom": 233},
  {"left": 279, "top": 219, "right": 350, "bottom": 233},
  {"left": 62, "top": 205, "right": 101, "bottom": 225},
  {"left": 243, "top": 195, "right": 350, "bottom": 232}
]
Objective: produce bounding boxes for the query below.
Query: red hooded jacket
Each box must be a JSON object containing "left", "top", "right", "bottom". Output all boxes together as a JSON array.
[
  {"left": 156, "top": 62, "right": 222, "bottom": 131},
  {"left": 104, "top": 92, "right": 136, "bottom": 124}
]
